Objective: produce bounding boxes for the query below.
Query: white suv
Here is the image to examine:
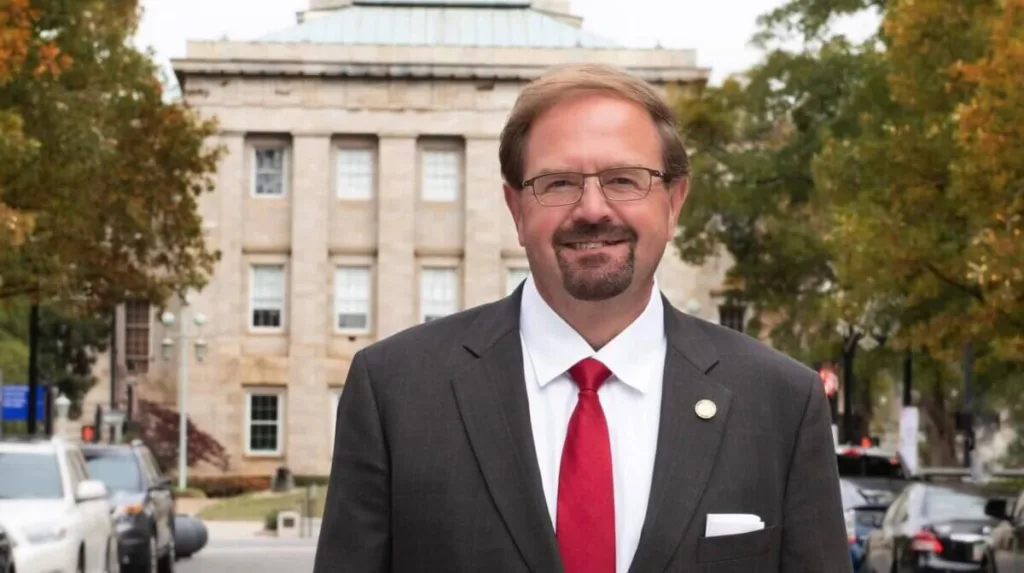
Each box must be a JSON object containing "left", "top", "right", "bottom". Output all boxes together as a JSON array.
[{"left": 0, "top": 437, "right": 119, "bottom": 573}]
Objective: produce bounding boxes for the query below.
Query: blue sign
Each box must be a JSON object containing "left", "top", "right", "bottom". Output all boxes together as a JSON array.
[{"left": 1, "top": 385, "right": 48, "bottom": 423}]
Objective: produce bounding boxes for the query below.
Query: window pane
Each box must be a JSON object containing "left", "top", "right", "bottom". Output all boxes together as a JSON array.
[
  {"left": 250, "top": 395, "right": 279, "bottom": 422},
  {"left": 254, "top": 147, "right": 286, "bottom": 196},
  {"left": 0, "top": 452, "right": 64, "bottom": 499},
  {"left": 420, "top": 267, "right": 458, "bottom": 322},
  {"left": 335, "top": 266, "right": 370, "bottom": 331},
  {"left": 249, "top": 424, "right": 278, "bottom": 452},
  {"left": 251, "top": 265, "right": 284, "bottom": 328},
  {"left": 421, "top": 150, "right": 460, "bottom": 201},
  {"left": 337, "top": 149, "right": 374, "bottom": 199}
]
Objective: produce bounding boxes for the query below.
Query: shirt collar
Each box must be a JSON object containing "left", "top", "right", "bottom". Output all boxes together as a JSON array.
[{"left": 519, "top": 275, "right": 665, "bottom": 394}]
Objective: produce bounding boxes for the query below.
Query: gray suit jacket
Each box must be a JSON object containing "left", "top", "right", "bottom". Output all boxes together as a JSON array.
[{"left": 313, "top": 288, "right": 852, "bottom": 573}]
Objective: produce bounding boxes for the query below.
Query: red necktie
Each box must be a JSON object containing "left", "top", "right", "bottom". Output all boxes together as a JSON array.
[{"left": 557, "top": 357, "right": 616, "bottom": 573}]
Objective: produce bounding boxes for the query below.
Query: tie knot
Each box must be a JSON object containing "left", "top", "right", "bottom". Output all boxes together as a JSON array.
[{"left": 568, "top": 358, "right": 611, "bottom": 393}]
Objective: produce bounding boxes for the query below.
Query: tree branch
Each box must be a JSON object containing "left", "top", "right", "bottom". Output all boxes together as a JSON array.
[{"left": 923, "top": 262, "right": 1024, "bottom": 331}]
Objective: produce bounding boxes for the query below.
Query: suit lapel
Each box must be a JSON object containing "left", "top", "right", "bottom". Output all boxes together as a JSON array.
[
  {"left": 628, "top": 300, "right": 733, "bottom": 573},
  {"left": 450, "top": 289, "right": 562, "bottom": 573}
]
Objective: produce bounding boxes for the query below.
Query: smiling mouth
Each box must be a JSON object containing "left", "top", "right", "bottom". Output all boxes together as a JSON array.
[{"left": 562, "top": 240, "right": 628, "bottom": 251}]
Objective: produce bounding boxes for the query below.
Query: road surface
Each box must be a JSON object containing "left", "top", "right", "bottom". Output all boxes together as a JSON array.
[{"left": 176, "top": 537, "right": 316, "bottom": 573}]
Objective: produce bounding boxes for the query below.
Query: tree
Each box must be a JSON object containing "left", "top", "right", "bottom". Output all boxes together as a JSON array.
[
  {"left": 0, "top": 0, "right": 223, "bottom": 311},
  {"left": 0, "top": 298, "right": 110, "bottom": 419},
  {"left": 675, "top": 0, "right": 1024, "bottom": 461},
  {"left": 133, "top": 399, "right": 230, "bottom": 474},
  {"left": 0, "top": 0, "right": 65, "bottom": 249}
]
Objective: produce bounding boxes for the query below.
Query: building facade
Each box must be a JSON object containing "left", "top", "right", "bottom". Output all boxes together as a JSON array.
[{"left": 82, "top": 0, "right": 739, "bottom": 478}]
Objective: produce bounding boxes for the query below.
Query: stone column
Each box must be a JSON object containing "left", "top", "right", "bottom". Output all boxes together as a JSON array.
[
  {"left": 286, "top": 134, "right": 331, "bottom": 473},
  {"left": 203, "top": 133, "right": 246, "bottom": 457},
  {"left": 375, "top": 135, "right": 418, "bottom": 337},
  {"left": 462, "top": 136, "right": 504, "bottom": 307}
]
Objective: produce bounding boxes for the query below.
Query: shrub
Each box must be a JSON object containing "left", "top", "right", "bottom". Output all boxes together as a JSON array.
[
  {"left": 187, "top": 475, "right": 271, "bottom": 498},
  {"left": 134, "top": 399, "right": 231, "bottom": 473}
]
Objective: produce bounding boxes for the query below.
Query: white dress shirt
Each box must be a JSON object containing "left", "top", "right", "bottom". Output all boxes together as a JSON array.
[{"left": 519, "top": 275, "right": 667, "bottom": 573}]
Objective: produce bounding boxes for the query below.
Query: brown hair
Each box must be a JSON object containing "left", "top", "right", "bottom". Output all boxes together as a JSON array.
[{"left": 498, "top": 63, "right": 690, "bottom": 189}]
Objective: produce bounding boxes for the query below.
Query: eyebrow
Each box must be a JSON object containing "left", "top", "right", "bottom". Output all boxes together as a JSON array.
[{"left": 528, "top": 164, "right": 649, "bottom": 177}]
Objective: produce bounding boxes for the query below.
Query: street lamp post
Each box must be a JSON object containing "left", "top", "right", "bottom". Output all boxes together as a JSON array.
[{"left": 160, "top": 295, "right": 208, "bottom": 491}]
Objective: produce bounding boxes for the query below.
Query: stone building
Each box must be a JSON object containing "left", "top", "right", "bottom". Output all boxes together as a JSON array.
[{"left": 82, "top": 0, "right": 738, "bottom": 478}]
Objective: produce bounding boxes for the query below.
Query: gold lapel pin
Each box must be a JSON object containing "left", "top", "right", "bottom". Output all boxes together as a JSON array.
[{"left": 695, "top": 399, "right": 717, "bottom": 420}]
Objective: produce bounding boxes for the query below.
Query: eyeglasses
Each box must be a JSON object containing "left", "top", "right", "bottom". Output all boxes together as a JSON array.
[{"left": 521, "top": 167, "right": 665, "bottom": 207}]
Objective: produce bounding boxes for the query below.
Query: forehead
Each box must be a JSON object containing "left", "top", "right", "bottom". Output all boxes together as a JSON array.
[{"left": 522, "top": 92, "right": 662, "bottom": 177}]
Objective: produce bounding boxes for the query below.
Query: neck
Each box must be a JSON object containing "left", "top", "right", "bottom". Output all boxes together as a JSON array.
[{"left": 534, "top": 277, "right": 655, "bottom": 349}]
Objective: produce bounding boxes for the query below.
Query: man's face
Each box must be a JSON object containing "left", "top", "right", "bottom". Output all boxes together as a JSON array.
[{"left": 504, "top": 92, "right": 688, "bottom": 302}]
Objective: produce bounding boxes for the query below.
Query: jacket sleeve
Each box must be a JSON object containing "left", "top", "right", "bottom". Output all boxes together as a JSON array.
[
  {"left": 779, "top": 371, "right": 853, "bottom": 573},
  {"left": 313, "top": 350, "right": 391, "bottom": 573}
]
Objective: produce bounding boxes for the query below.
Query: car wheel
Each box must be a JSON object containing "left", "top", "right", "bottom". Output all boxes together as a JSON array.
[{"left": 157, "top": 536, "right": 174, "bottom": 573}]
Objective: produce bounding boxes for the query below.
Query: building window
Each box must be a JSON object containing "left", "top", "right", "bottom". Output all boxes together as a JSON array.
[
  {"left": 719, "top": 304, "right": 747, "bottom": 333},
  {"left": 245, "top": 391, "right": 283, "bottom": 456},
  {"left": 335, "top": 266, "right": 371, "bottom": 333},
  {"left": 421, "top": 149, "right": 460, "bottom": 202},
  {"left": 420, "top": 267, "right": 459, "bottom": 322},
  {"left": 336, "top": 148, "right": 374, "bottom": 200},
  {"left": 253, "top": 146, "right": 287, "bottom": 197},
  {"left": 124, "top": 299, "right": 151, "bottom": 374},
  {"left": 250, "top": 265, "right": 285, "bottom": 330},
  {"left": 506, "top": 267, "right": 530, "bottom": 296}
]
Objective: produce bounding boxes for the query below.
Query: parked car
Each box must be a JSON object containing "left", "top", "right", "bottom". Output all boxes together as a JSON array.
[
  {"left": 0, "top": 524, "right": 14, "bottom": 573},
  {"left": 837, "top": 444, "right": 911, "bottom": 504},
  {"left": 82, "top": 441, "right": 176, "bottom": 573},
  {"left": 842, "top": 478, "right": 890, "bottom": 572},
  {"left": 0, "top": 436, "right": 119, "bottom": 573},
  {"left": 859, "top": 482, "right": 1005, "bottom": 572}
]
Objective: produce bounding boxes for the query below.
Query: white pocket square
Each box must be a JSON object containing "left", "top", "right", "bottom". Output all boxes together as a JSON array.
[{"left": 705, "top": 513, "right": 765, "bottom": 537}]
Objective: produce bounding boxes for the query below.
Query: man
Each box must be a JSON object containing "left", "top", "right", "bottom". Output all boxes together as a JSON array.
[{"left": 313, "top": 63, "right": 851, "bottom": 573}]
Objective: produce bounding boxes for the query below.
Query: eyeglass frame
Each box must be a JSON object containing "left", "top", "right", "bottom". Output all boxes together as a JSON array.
[{"left": 520, "top": 166, "right": 666, "bottom": 206}]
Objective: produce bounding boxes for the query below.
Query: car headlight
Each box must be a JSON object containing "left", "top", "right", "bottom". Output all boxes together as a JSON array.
[
  {"left": 112, "top": 503, "right": 145, "bottom": 520},
  {"left": 22, "top": 522, "right": 69, "bottom": 545}
]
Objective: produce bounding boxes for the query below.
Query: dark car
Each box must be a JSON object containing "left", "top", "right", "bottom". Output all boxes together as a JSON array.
[
  {"left": 0, "top": 524, "right": 13, "bottom": 573},
  {"left": 83, "top": 440, "right": 176, "bottom": 573},
  {"left": 843, "top": 479, "right": 890, "bottom": 572},
  {"left": 859, "top": 482, "right": 1004, "bottom": 573},
  {"left": 837, "top": 445, "right": 911, "bottom": 505}
]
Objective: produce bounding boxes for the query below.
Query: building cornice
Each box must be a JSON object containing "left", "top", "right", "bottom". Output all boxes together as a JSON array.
[
  {"left": 172, "top": 41, "right": 710, "bottom": 85},
  {"left": 173, "top": 58, "right": 709, "bottom": 84}
]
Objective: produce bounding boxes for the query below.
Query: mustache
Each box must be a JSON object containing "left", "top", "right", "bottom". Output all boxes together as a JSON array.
[{"left": 553, "top": 221, "right": 638, "bottom": 245}]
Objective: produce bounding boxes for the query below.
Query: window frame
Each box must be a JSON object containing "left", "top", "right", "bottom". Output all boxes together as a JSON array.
[
  {"left": 249, "top": 264, "right": 286, "bottom": 332},
  {"left": 419, "top": 266, "right": 460, "bottom": 323},
  {"left": 334, "top": 265, "right": 372, "bottom": 335},
  {"left": 334, "top": 146, "right": 376, "bottom": 201},
  {"left": 250, "top": 144, "right": 289, "bottom": 198},
  {"left": 124, "top": 299, "right": 152, "bottom": 374},
  {"left": 419, "top": 145, "right": 462, "bottom": 203},
  {"left": 244, "top": 389, "right": 285, "bottom": 457}
]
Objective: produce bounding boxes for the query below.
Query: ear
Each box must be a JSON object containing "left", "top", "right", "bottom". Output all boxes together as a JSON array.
[
  {"left": 503, "top": 183, "right": 528, "bottom": 247},
  {"left": 667, "top": 176, "right": 689, "bottom": 228}
]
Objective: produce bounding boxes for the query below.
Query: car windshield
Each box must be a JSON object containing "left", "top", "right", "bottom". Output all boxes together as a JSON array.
[
  {"left": 840, "top": 480, "right": 868, "bottom": 510},
  {"left": 837, "top": 452, "right": 906, "bottom": 478},
  {"left": 0, "top": 451, "right": 64, "bottom": 499},
  {"left": 83, "top": 450, "right": 142, "bottom": 492},
  {"left": 924, "top": 488, "right": 989, "bottom": 522}
]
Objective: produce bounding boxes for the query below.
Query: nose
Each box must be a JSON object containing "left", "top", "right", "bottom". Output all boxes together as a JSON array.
[{"left": 571, "top": 177, "right": 615, "bottom": 222}]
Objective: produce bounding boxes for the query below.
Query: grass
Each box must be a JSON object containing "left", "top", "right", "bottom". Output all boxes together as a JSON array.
[{"left": 196, "top": 489, "right": 326, "bottom": 522}]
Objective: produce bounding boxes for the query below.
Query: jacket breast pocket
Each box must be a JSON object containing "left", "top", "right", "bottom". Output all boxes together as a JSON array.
[{"left": 696, "top": 525, "right": 778, "bottom": 564}]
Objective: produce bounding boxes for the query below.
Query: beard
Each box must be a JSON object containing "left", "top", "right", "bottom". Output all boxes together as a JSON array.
[{"left": 552, "top": 221, "right": 638, "bottom": 301}]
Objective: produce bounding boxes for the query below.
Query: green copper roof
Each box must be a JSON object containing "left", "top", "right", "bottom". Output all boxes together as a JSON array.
[{"left": 257, "top": 2, "right": 619, "bottom": 48}]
